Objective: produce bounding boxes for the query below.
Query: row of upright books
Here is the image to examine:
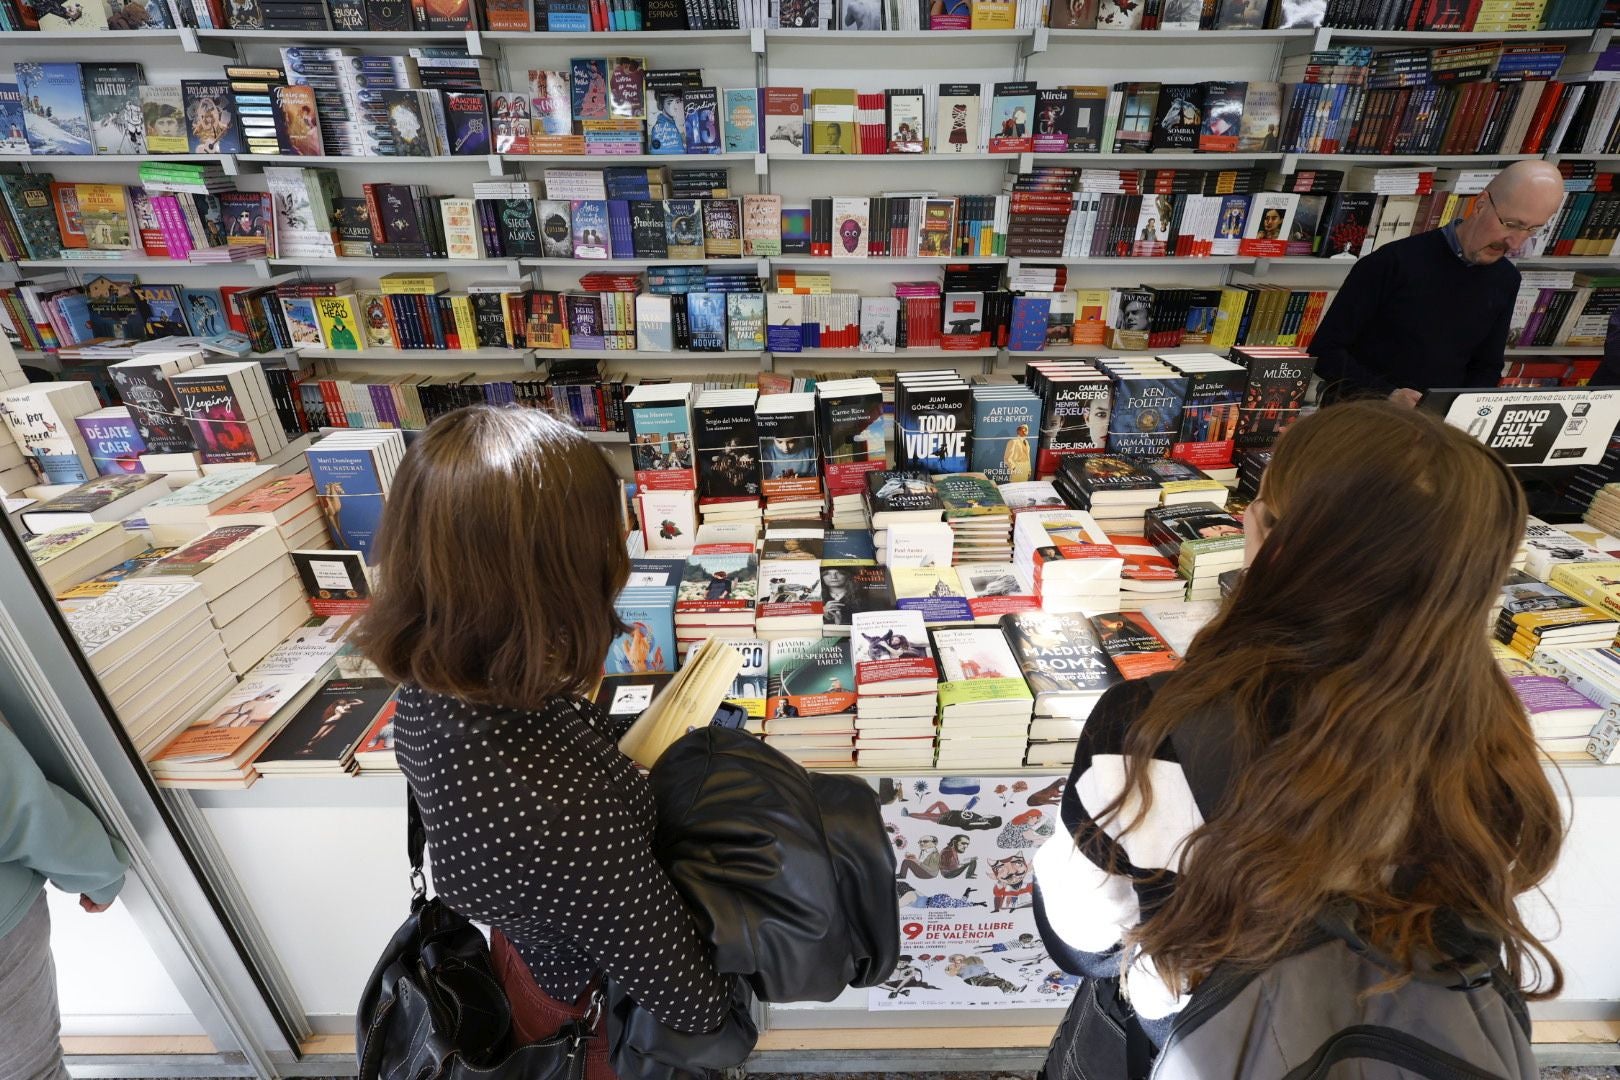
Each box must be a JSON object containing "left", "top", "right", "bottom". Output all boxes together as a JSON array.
[
  {"left": 11, "top": 52, "right": 1620, "bottom": 164},
  {"left": 0, "top": 0, "right": 1602, "bottom": 31}
]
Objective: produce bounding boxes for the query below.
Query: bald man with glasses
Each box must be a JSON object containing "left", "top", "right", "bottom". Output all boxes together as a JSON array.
[{"left": 1309, "top": 159, "right": 1567, "bottom": 406}]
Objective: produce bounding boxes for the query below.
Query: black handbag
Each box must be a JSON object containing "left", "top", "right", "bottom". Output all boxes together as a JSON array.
[{"left": 355, "top": 792, "right": 600, "bottom": 1080}]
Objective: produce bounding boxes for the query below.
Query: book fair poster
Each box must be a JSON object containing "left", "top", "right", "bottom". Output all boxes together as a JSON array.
[{"left": 870, "top": 774, "right": 1078, "bottom": 1011}]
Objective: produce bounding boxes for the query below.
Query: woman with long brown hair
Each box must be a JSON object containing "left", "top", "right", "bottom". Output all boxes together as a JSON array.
[
  {"left": 1034, "top": 400, "right": 1564, "bottom": 1073},
  {"left": 359, "top": 406, "right": 729, "bottom": 1077}
]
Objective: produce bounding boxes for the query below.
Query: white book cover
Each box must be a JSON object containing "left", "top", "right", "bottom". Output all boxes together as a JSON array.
[
  {"left": 885, "top": 521, "right": 954, "bottom": 569},
  {"left": 859, "top": 298, "right": 899, "bottom": 354},
  {"left": 639, "top": 488, "right": 696, "bottom": 552},
  {"left": 636, "top": 295, "right": 675, "bottom": 353},
  {"left": 64, "top": 580, "right": 204, "bottom": 659}
]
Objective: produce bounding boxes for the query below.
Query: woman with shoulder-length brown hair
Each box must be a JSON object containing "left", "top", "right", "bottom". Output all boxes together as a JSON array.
[
  {"left": 359, "top": 405, "right": 730, "bottom": 1077},
  {"left": 1033, "top": 399, "right": 1564, "bottom": 1074}
]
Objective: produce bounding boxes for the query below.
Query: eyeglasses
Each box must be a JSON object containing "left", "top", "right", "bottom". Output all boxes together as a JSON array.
[{"left": 1482, "top": 193, "right": 1547, "bottom": 237}]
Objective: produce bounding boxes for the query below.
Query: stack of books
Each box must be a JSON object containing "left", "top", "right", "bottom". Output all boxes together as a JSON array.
[
  {"left": 1002, "top": 610, "right": 1121, "bottom": 768},
  {"left": 19, "top": 474, "right": 172, "bottom": 534},
  {"left": 1013, "top": 507, "right": 1123, "bottom": 615},
  {"left": 62, "top": 580, "right": 235, "bottom": 759},
  {"left": 1055, "top": 455, "right": 1162, "bottom": 536},
  {"left": 937, "top": 473, "right": 1013, "bottom": 564},
  {"left": 205, "top": 475, "right": 327, "bottom": 552},
  {"left": 25, "top": 522, "right": 147, "bottom": 595},
  {"left": 1145, "top": 503, "right": 1246, "bottom": 602},
  {"left": 136, "top": 522, "right": 302, "bottom": 675},
  {"left": 0, "top": 380, "right": 102, "bottom": 489},
  {"left": 764, "top": 636, "right": 857, "bottom": 768},
  {"left": 1495, "top": 574, "right": 1620, "bottom": 657},
  {"left": 850, "top": 609, "right": 939, "bottom": 769},
  {"left": 755, "top": 553, "right": 825, "bottom": 639},
  {"left": 757, "top": 392, "right": 823, "bottom": 521},
  {"left": 253, "top": 676, "right": 399, "bottom": 778},
  {"left": 139, "top": 466, "right": 276, "bottom": 547},
  {"left": 149, "top": 617, "right": 353, "bottom": 789},
  {"left": 674, "top": 549, "right": 759, "bottom": 653},
  {"left": 931, "top": 626, "right": 1035, "bottom": 770},
  {"left": 816, "top": 378, "right": 886, "bottom": 530},
  {"left": 303, "top": 429, "right": 405, "bottom": 560}
]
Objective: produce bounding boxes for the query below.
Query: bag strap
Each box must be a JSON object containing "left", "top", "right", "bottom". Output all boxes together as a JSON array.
[{"left": 407, "top": 788, "right": 428, "bottom": 900}]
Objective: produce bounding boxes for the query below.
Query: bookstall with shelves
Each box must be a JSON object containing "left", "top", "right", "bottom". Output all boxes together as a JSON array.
[{"left": 4, "top": 3, "right": 1620, "bottom": 1074}]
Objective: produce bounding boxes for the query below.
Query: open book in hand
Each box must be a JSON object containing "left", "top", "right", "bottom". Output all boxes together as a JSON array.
[{"left": 617, "top": 637, "right": 745, "bottom": 769}]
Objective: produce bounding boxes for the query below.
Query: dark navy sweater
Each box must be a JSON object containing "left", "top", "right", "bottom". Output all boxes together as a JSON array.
[{"left": 1308, "top": 227, "right": 1519, "bottom": 402}]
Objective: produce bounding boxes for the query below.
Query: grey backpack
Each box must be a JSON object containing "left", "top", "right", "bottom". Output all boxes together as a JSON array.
[
  {"left": 1149, "top": 908, "right": 1537, "bottom": 1079},
  {"left": 1147, "top": 702, "right": 1539, "bottom": 1080}
]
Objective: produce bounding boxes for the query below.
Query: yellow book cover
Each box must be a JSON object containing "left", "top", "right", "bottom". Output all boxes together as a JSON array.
[
  {"left": 313, "top": 296, "right": 363, "bottom": 351},
  {"left": 378, "top": 272, "right": 450, "bottom": 295},
  {"left": 809, "top": 88, "right": 858, "bottom": 155},
  {"left": 450, "top": 295, "right": 479, "bottom": 351},
  {"left": 1210, "top": 287, "right": 1246, "bottom": 351},
  {"left": 76, "top": 183, "right": 132, "bottom": 251},
  {"left": 969, "top": 0, "right": 1015, "bottom": 27}
]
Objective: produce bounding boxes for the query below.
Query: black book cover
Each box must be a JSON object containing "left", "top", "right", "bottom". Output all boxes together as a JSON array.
[
  {"left": 256, "top": 678, "right": 396, "bottom": 765},
  {"left": 897, "top": 385, "right": 972, "bottom": 474},
  {"left": 630, "top": 200, "right": 669, "bottom": 258},
  {"left": 499, "top": 198, "right": 543, "bottom": 257},
  {"left": 999, "top": 611, "right": 1121, "bottom": 698},
  {"left": 378, "top": 184, "right": 427, "bottom": 256},
  {"left": 469, "top": 292, "right": 509, "bottom": 347},
  {"left": 367, "top": 0, "right": 412, "bottom": 25},
  {"left": 1151, "top": 83, "right": 1204, "bottom": 151},
  {"left": 380, "top": 90, "right": 431, "bottom": 156},
  {"left": 331, "top": 197, "right": 372, "bottom": 254},
  {"left": 864, "top": 469, "right": 942, "bottom": 514},
  {"left": 695, "top": 399, "right": 762, "bottom": 502},
  {"left": 444, "top": 91, "right": 490, "bottom": 155}
]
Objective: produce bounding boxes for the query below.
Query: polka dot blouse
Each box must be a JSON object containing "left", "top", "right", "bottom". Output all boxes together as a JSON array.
[{"left": 393, "top": 684, "right": 730, "bottom": 1035}]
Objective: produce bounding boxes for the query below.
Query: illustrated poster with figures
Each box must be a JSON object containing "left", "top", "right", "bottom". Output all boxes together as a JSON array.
[{"left": 870, "top": 775, "right": 1078, "bottom": 1011}]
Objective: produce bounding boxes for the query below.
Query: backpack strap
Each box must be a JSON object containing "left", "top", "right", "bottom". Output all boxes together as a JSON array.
[{"left": 1142, "top": 671, "right": 1235, "bottom": 825}]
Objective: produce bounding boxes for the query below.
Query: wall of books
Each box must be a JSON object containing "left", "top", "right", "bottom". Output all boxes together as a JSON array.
[{"left": 5, "top": 2, "right": 1620, "bottom": 1071}]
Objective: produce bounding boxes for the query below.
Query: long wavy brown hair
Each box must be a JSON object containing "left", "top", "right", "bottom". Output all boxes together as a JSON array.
[{"left": 1104, "top": 399, "right": 1564, "bottom": 998}]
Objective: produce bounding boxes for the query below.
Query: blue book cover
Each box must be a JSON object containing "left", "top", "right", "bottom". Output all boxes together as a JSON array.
[
  {"left": 547, "top": 0, "right": 591, "bottom": 30},
  {"left": 722, "top": 88, "right": 760, "bottom": 153},
  {"left": 725, "top": 293, "right": 764, "bottom": 351},
  {"left": 970, "top": 392, "right": 1042, "bottom": 484},
  {"left": 607, "top": 586, "right": 677, "bottom": 674},
  {"left": 35, "top": 450, "right": 90, "bottom": 485},
  {"left": 0, "top": 83, "right": 28, "bottom": 155},
  {"left": 180, "top": 288, "right": 228, "bottom": 337},
  {"left": 306, "top": 447, "right": 388, "bottom": 561},
  {"left": 606, "top": 199, "right": 633, "bottom": 258},
  {"left": 687, "top": 292, "right": 728, "bottom": 351},
  {"left": 570, "top": 199, "right": 610, "bottom": 259},
  {"left": 683, "top": 87, "right": 720, "bottom": 154},
  {"left": 75, "top": 412, "right": 146, "bottom": 475},
  {"left": 54, "top": 293, "right": 96, "bottom": 343},
  {"left": 899, "top": 385, "right": 971, "bottom": 474},
  {"left": 822, "top": 528, "right": 877, "bottom": 564},
  {"left": 15, "top": 62, "right": 92, "bottom": 156},
  {"left": 134, "top": 284, "right": 187, "bottom": 337},
  {"left": 1107, "top": 376, "right": 1190, "bottom": 458},
  {"left": 1008, "top": 296, "right": 1051, "bottom": 352}
]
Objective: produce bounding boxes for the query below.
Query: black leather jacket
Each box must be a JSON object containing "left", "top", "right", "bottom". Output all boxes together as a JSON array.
[{"left": 611, "top": 726, "right": 899, "bottom": 1077}]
